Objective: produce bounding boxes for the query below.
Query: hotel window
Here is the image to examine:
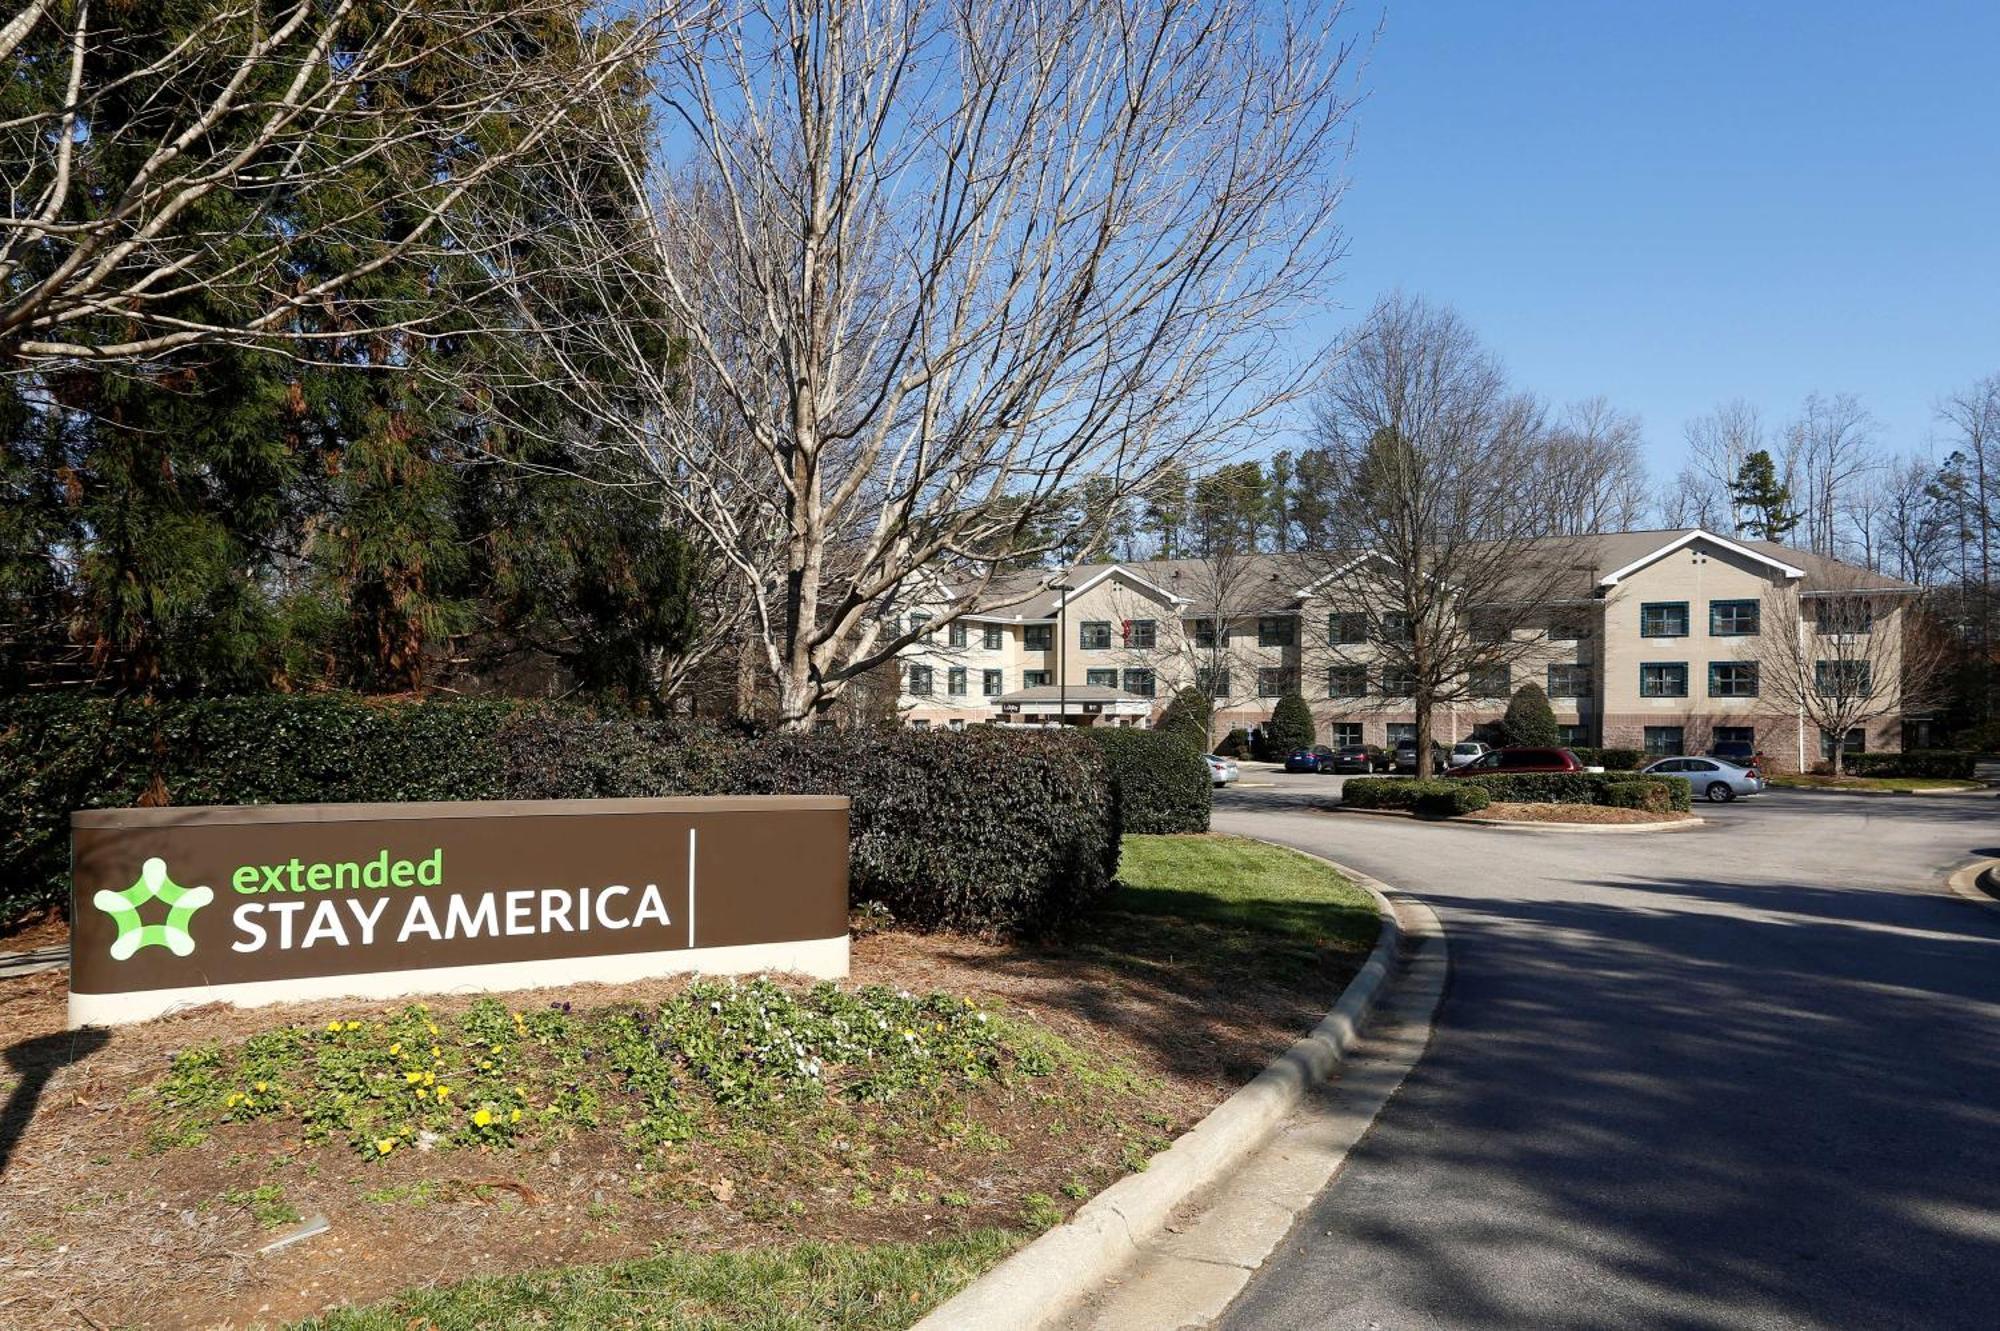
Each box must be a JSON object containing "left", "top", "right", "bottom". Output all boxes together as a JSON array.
[
  {"left": 1193, "top": 618, "right": 1221, "bottom": 648},
  {"left": 1328, "top": 612, "right": 1367, "bottom": 646},
  {"left": 982, "top": 624, "right": 1004, "bottom": 650},
  {"left": 1708, "top": 661, "right": 1759, "bottom": 698},
  {"left": 1709, "top": 599, "right": 1760, "bottom": 636},
  {"left": 1715, "top": 725, "right": 1756, "bottom": 748},
  {"left": 1643, "top": 725, "right": 1685, "bottom": 757},
  {"left": 906, "top": 664, "right": 934, "bottom": 696},
  {"left": 1380, "top": 612, "right": 1412, "bottom": 642},
  {"left": 1468, "top": 664, "right": 1509, "bottom": 696},
  {"left": 1379, "top": 668, "right": 1417, "bottom": 697},
  {"left": 1197, "top": 667, "right": 1232, "bottom": 699},
  {"left": 1549, "top": 614, "right": 1590, "bottom": 642},
  {"left": 1079, "top": 620, "right": 1112, "bottom": 650},
  {"left": 1820, "top": 727, "right": 1866, "bottom": 759},
  {"left": 1386, "top": 722, "right": 1416, "bottom": 745},
  {"left": 947, "top": 621, "right": 968, "bottom": 649},
  {"left": 1815, "top": 660, "right": 1871, "bottom": 696},
  {"left": 1469, "top": 613, "right": 1508, "bottom": 644},
  {"left": 1639, "top": 662, "right": 1688, "bottom": 698},
  {"left": 1256, "top": 667, "right": 1296, "bottom": 697},
  {"left": 1639, "top": 602, "right": 1688, "bottom": 637},
  {"left": 1122, "top": 668, "right": 1156, "bottom": 698},
  {"left": 1331, "top": 722, "right": 1364, "bottom": 747},
  {"left": 907, "top": 611, "right": 932, "bottom": 639},
  {"left": 1257, "top": 616, "right": 1296, "bottom": 647},
  {"left": 1816, "top": 598, "right": 1874, "bottom": 635},
  {"left": 1022, "top": 669, "right": 1052, "bottom": 688},
  {"left": 1023, "top": 624, "right": 1053, "bottom": 652},
  {"left": 982, "top": 669, "right": 1004, "bottom": 697},
  {"left": 947, "top": 667, "right": 967, "bottom": 696},
  {"left": 1328, "top": 666, "right": 1367, "bottom": 698},
  {"left": 1557, "top": 724, "right": 1591, "bottom": 746},
  {"left": 1547, "top": 664, "right": 1591, "bottom": 698},
  {"left": 1124, "top": 619, "right": 1157, "bottom": 649},
  {"left": 1086, "top": 669, "right": 1118, "bottom": 688}
]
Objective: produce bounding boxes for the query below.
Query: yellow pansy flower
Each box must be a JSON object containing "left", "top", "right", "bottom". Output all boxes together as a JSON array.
[
  {"left": 404, "top": 1071, "right": 423, "bottom": 1084},
  {"left": 472, "top": 1108, "right": 493, "bottom": 1127},
  {"left": 376, "top": 1138, "right": 395, "bottom": 1154},
  {"left": 254, "top": 1080, "right": 269, "bottom": 1092},
  {"left": 389, "top": 1042, "right": 402, "bottom": 1055},
  {"left": 509, "top": 1108, "right": 523, "bottom": 1123}
]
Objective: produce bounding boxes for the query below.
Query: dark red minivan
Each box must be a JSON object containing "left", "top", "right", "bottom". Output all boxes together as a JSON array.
[{"left": 1444, "top": 747, "right": 1587, "bottom": 776}]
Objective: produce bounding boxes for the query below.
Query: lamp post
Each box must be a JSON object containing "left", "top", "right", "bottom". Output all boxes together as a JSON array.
[{"left": 1054, "top": 580, "right": 1075, "bottom": 727}]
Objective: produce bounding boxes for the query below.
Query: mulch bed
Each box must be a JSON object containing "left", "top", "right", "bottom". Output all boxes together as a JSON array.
[
  {"left": 1479, "top": 801, "right": 1695, "bottom": 825},
  {"left": 0, "top": 904, "right": 1357, "bottom": 1330}
]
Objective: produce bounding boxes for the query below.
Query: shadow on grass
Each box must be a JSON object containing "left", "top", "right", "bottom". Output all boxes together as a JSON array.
[{"left": 1, "top": 1027, "right": 108, "bottom": 1177}]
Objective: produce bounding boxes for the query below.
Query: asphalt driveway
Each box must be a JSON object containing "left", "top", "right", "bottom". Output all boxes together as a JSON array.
[{"left": 1211, "top": 781, "right": 2000, "bottom": 1330}]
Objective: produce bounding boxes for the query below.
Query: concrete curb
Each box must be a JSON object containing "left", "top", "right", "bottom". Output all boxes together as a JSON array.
[
  {"left": 1325, "top": 804, "right": 1704, "bottom": 834},
  {"left": 910, "top": 860, "right": 1408, "bottom": 1331},
  {"left": 1944, "top": 859, "right": 2000, "bottom": 908},
  {"left": 1771, "top": 783, "right": 1994, "bottom": 798}
]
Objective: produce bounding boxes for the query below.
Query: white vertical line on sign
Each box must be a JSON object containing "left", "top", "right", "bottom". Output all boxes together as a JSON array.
[{"left": 686, "top": 826, "right": 697, "bottom": 949}]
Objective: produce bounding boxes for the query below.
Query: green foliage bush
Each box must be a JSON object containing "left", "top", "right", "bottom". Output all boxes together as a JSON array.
[
  {"left": 1841, "top": 750, "right": 1978, "bottom": 780},
  {"left": 1602, "top": 780, "right": 1674, "bottom": 813},
  {"left": 1568, "top": 747, "right": 1646, "bottom": 771},
  {"left": 1499, "top": 684, "right": 1561, "bottom": 747},
  {"left": 1086, "top": 729, "right": 1211, "bottom": 836},
  {"left": 1214, "top": 727, "right": 1251, "bottom": 758},
  {"left": 1342, "top": 778, "right": 1490, "bottom": 818},
  {"left": 1154, "top": 687, "right": 1212, "bottom": 754},
  {"left": 0, "top": 696, "right": 1118, "bottom": 933},
  {"left": 1458, "top": 771, "right": 1692, "bottom": 811},
  {"left": 1263, "top": 694, "right": 1316, "bottom": 754}
]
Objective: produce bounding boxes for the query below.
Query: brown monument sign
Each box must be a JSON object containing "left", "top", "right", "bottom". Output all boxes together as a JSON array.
[{"left": 69, "top": 796, "right": 850, "bottom": 1027}]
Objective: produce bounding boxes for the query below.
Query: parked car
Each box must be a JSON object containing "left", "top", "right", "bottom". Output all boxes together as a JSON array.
[
  {"left": 1445, "top": 746, "right": 1588, "bottom": 776},
  {"left": 1392, "top": 739, "right": 1452, "bottom": 775},
  {"left": 1445, "top": 741, "right": 1491, "bottom": 769},
  {"left": 1330, "top": 743, "right": 1390, "bottom": 773},
  {"left": 1205, "top": 754, "right": 1240, "bottom": 787},
  {"left": 1642, "top": 755, "right": 1764, "bottom": 802},
  {"left": 1706, "top": 740, "right": 1769, "bottom": 769},
  {"left": 1284, "top": 745, "right": 1339, "bottom": 773}
]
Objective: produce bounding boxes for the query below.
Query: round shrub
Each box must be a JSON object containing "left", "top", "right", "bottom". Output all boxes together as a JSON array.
[
  {"left": 1499, "top": 683, "right": 1560, "bottom": 747},
  {"left": 1215, "top": 727, "right": 1252, "bottom": 758},
  {"left": 1086, "top": 728, "right": 1211, "bottom": 836},
  {"left": 1411, "top": 781, "right": 1490, "bottom": 818},
  {"left": 1602, "top": 780, "right": 1673, "bottom": 813},
  {"left": 1264, "top": 693, "right": 1316, "bottom": 754},
  {"left": 1154, "top": 687, "right": 1213, "bottom": 754}
]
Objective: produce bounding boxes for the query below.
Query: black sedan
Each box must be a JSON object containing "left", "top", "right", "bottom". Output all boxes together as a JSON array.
[
  {"left": 1329, "top": 743, "right": 1389, "bottom": 773},
  {"left": 1284, "top": 745, "right": 1339, "bottom": 773}
]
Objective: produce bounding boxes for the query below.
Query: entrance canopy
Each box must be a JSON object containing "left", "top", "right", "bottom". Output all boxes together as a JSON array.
[{"left": 992, "top": 684, "right": 1154, "bottom": 724}]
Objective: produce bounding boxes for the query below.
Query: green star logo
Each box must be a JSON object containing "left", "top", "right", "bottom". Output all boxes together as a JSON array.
[{"left": 92, "top": 857, "right": 213, "bottom": 960}]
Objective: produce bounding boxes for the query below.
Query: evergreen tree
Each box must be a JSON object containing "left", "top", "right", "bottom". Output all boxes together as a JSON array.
[
  {"left": 1500, "top": 683, "right": 1561, "bottom": 747},
  {"left": 1731, "top": 450, "right": 1801, "bottom": 540},
  {"left": 1156, "top": 686, "right": 1214, "bottom": 752},
  {"left": 1265, "top": 692, "right": 1316, "bottom": 752}
]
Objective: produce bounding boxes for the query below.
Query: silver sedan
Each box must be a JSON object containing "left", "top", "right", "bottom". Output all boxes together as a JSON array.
[{"left": 1640, "top": 756, "right": 1765, "bottom": 802}]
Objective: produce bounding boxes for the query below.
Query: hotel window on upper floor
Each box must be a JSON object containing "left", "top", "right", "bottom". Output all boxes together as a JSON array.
[
  {"left": 1198, "top": 666, "right": 1232, "bottom": 699},
  {"left": 1122, "top": 669, "right": 1156, "bottom": 698},
  {"left": 1079, "top": 620, "right": 1113, "bottom": 650},
  {"left": 1816, "top": 598, "right": 1874, "bottom": 636},
  {"left": 1549, "top": 613, "right": 1591, "bottom": 643},
  {"left": 907, "top": 611, "right": 932, "bottom": 639},
  {"left": 1328, "top": 665, "right": 1367, "bottom": 698},
  {"left": 1193, "top": 618, "right": 1222, "bottom": 648},
  {"left": 1379, "top": 667, "right": 1417, "bottom": 697},
  {"left": 1639, "top": 662, "right": 1689, "bottom": 698},
  {"left": 1708, "top": 661, "right": 1759, "bottom": 698},
  {"left": 1639, "top": 602, "right": 1688, "bottom": 638},
  {"left": 1022, "top": 669, "right": 1052, "bottom": 687},
  {"left": 947, "top": 621, "right": 968, "bottom": 649},
  {"left": 1379, "top": 612, "right": 1413, "bottom": 643},
  {"left": 982, "top": 669, "right": 1004, "bottom": 696},
  {"left": 1256, "top": 666, "right": 1297, "bottom": 697},
  {"left": 982, "top": 624, "right": 1004, "bottom": 650},
  {"left": 906, "top": 664, "right": 934, "bottom": 696},
  {"left": 1468, "top": 664, "right": 1509, "bottom": 697},
  {"left": 1257, "top": 616, "right": 1296, "bottom": 648},
  {"left": 1086, "top": 668, "right": 1118, "bottom": 688},
  {"left": 1546, "top": 664, "right": 1591, "bottom": 698},
  {"left": 1328, "top": 612, "right": 1367, "bottom": 646},
  {"left": 1709, "top": 599, "right": 1760, "bottom": 636},
  {"left": 947, "top": 667, "right": 967, "bottom": 696},
  {"left": 1023, "top": 624, "right": 1053, "bottom": 652},
  {"left": 1123, "top": 619, "right": 1157, "bottom": 649}
]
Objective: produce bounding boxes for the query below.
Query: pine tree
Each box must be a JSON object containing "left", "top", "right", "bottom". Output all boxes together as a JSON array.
[
  {"left": 1156, "top": 686, "right": 1214, "bottom": 752},
  {"left": 1265, "top": 693, "right": 1317, "bottom": 752},
  {"left": 1500, "top": 683, "right": 1561, "bottom": 747},
  {"left": 1731, "top": 450, "right": 1801, "bottom": 540}
]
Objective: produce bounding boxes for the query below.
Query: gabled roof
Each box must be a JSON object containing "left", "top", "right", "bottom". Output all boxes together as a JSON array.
[{"left": 1596, "top": 528, "right": 1806, "bottom": 587}]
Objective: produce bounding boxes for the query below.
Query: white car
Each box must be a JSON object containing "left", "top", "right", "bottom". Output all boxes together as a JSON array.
[
  {"left": 1640, "top": 756, "right": 1765, "bottom": 802},
  {"left": 1446, "top": 741, "right": 1490, "bottom": 769},
  {"left": 1205, "top": 754, "right": 1240, "bottom": 786}
]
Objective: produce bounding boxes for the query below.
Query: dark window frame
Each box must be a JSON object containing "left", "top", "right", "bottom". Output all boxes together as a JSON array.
[
  {"left": 1328, "top": 612, "right": 1367, "bottom": 646},
  {"left": 1639, "top": 661, "right": 1689, "bottom": 698},
  {"left": 1256, "top": 666, "right": 1297, "bottom": 697},
  {"left": 1257, "top": 616, "right": 1296, "bottom": 648},
  {"left": 947, "top": 666, "right": 967, "bottom": 696},
  {"left": 1079, "top": 620, "right": 1113, "bottom": 650},
  {"left": 982, "top": 624, "right": 1004, "bottom": 651},
  {"left": 1547, "top": 664, "right": 1591, "bottom": 698},
  {"left": 1122, "top": 668, "right": 1156, "bottom": 698},
  {"left": 1023, "top": 624, "right": 1053, "bottom": 652},
  {"left": 1327, "top": 665, "right": 1368, "bottom": 698},
  {"left": 907, "top": 664, "right": 934, "bottom": 696},
  {"left": 1709, "top": 599, "right": 1760, "bottom": 636},
  {"left": 1708, "top": 661, "right": 1759, "bottom": 698},
  {"left": 1124, "top": 619, "right": 1157, "bottom": 649},
  {"left": 1643, "top": 725, "right": 1685, "bottom": 757},
  {"left": 1639, "top": 601, "right": 1690, "bottom": 638},
  {"left": 1085, "top": 668, "right": 1118, "bottom": 689},
  {"left": 982, "top": 669, "right": 1004, "bottom": 697}
]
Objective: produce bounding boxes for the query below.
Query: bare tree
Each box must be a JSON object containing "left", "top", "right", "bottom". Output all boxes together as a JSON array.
[
  {"left": 2, "top": 0, "right": 678, "bottom": 368},
  {"left": 1540, "top": 396, "right": 1650, "bottom": 534},
  {"left": 1754, "top": 577, "right": 1945, "bottom": 775},
  {"left": 1658, "top": 460, "right": 1731, "bottom": 530},
  {"left": 1782, "top": 392, "right": 1879, "bottom": 558},
  {"left": 1681, "top": 398, "right": 1767, "bottom": 533},
  {"left": 1301, "top": 294, "right": 1578, "bottom": 776},
  {"left": 1935, "top": 373, "right": 1999, "bottom": 672},
  {"left": 502, "top": 0, "right": 1362, "bottom": 726},
  {"left": 1878, "top": 453, "right": 1953, "bottom": 587}
]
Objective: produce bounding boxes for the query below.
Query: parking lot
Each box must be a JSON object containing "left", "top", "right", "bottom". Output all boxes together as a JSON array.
[{"left": 1219, "top": 762, "right": 1773, "bottom": 822}]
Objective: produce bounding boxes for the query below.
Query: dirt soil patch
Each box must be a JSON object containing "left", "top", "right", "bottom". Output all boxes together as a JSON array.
[
  {"left": 0, "top": 838, "right": 1371, "bottom": 1331},
  {"left": 1480, "top": 801, "right": 1696, "bottom": 825}
]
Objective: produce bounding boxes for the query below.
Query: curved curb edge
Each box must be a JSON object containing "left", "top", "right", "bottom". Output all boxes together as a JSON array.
[
  {"left": 1944, "top": 858, "right": 2000, "bottom": 908},
  {"left": 1323, "top": 804, "right": 1704, "bottom": 834},
  {"left": 910, "top": 855, "right": 1411, "bottom": 1331}
]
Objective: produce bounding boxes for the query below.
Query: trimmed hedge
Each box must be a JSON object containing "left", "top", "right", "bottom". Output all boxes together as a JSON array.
[
  {"left": 1603, "top": 780, "right": 1674, "bottom": 813},
  {"left": 1568, "top": 747, "right": 1646, "bottom": 771},
  {"left": 1086, "top": 728, "right": 1212, "bottom": 836},
  {"left": 0, "top": 696, "right": 1120, "bottom": 934},
  {"left": 1458, "top": 771, "right": 1692, "bottom": 811},
  {"left": 1840, "top": 750, "right": 1979, "bottom": 780},
  {"left": 1340, "top": 777, "right": 1488, "bottom": 817}
]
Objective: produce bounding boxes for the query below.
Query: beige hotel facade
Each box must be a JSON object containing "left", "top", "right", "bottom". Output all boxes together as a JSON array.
[{"left": 892, "top": 528, "right": 1917, "bottom": 772}]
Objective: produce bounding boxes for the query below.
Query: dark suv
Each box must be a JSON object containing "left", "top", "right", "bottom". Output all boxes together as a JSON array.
[
  {"left": 1392, "top": 739, "right": 1451, "bottom": 775},
  {"left": 1330, "top": 743, "right": 1389, "bottom": 773},
  {"left": 1445, "top": 746, "right": 1588, "bottom": 776}
]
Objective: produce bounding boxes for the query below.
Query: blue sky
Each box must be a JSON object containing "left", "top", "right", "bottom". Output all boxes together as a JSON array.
[{"left": 1308, "top": 0, "right": 2000, "bottom": 479}]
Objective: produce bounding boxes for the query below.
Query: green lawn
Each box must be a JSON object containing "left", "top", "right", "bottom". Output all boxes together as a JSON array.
[
  {"left": 1114, "top": 834, "right": 1380, "bottom": 956},
  {"left": 1769, "top": 774, "right": 1985, "bottom": 793},
  {"left": 293, "top": 1231, "right": 1023, "bottom": 1331}
]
